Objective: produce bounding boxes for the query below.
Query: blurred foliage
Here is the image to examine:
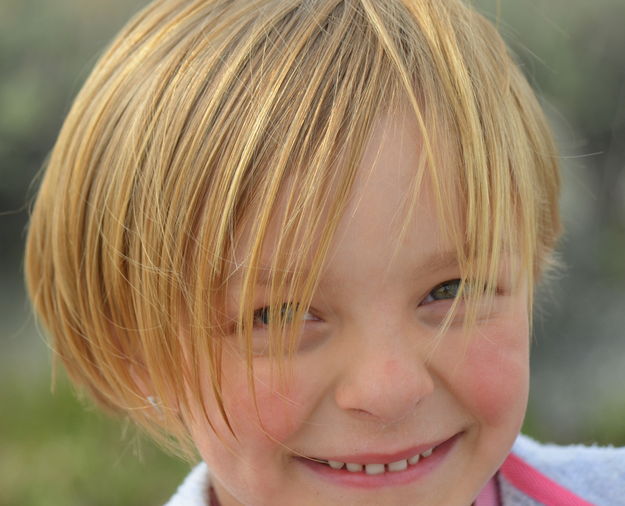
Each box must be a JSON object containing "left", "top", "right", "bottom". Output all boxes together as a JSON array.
[
  {"left": 1, "top": 0, "right": 625, "bottom": 504},
  {"left": 0, "top": 369, "right": 188, "bottom": 506},
  {"left": 1, "top": 1, "right": 191, "bottom": 504}
]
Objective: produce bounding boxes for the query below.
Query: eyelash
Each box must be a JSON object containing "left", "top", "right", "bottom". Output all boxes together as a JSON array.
[
  {"left": 251, "top": 279, "right": 465, "bottom": 327},
  {"left": 253, "top": 304, "right": 301, "bottom": 327},
  {"left": 422, "top": 279, "right": 463, "bottom": 304}
]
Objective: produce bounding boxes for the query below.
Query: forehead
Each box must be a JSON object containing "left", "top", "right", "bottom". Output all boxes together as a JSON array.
[{"left": 227, "top": 105, "right": 461, "bottom": 284}]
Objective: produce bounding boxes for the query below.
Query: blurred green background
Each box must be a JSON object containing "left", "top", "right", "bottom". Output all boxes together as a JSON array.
[{"left": 1, "top": 0, "right": 624, "bottom": 504}]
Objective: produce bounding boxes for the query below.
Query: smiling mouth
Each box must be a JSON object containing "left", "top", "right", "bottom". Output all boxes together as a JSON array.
[
  {"left": 301, "top": 433, "right": 461, "bottom": 476},
  {"left": 317, "top": 444, "right": 438, "bottom": 475},
  {"left": 295, "top": 433, "right": 462, "bottom": 489}
]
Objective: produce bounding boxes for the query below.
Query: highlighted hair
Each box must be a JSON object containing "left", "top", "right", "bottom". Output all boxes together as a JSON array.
[{"left": 25, "top": 0, "right": 561, "bottom": 459}]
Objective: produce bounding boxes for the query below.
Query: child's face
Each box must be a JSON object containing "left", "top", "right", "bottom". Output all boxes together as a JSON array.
[{"left": 186, "top": 108, "right": 530, "bottom": 506}]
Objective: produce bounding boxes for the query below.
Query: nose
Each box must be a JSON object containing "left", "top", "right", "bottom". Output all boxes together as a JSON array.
[{"left": 333, "top": 323, "right": 435, "bottom": 423}]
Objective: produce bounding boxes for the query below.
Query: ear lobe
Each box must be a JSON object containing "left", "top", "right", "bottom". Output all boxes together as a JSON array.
[
  {"left": 130, "top": 363, "right": 153, "bottom": 398},
  {"left": 129, "top": 363, "right": 179, "bottom": 420},
  {"left": 129, "top": 364, "right": 165, "bottom": 416}
]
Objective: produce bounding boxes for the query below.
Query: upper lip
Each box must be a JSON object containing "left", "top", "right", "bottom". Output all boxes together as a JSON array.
[{"left": 304, "top": 434, "right": 455, "bottom": 465}]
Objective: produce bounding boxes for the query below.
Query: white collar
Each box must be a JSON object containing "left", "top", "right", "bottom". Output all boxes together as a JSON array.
[{"left": 163, "top": 462, "right": 211, "bottom": 506}]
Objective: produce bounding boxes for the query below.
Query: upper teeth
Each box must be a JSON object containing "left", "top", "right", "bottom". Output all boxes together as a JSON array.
[{"left": 325, "top": 445, "right": 436, "bottom": 474}]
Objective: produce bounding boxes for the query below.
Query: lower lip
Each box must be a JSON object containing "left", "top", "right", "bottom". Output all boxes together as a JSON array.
[{"left": 296, "top": 432, "right": 461, "bottom": 489}]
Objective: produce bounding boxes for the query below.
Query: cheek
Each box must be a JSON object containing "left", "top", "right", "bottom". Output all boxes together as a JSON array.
[
  {"left": 218, "top": 362, "right": 316, "bottom": 444},
  {"left": 454, "top": 320, "right": 530, "bottom": 425},
  {"left": 187, "top": 363, "right": 314, "bottom": 485}
]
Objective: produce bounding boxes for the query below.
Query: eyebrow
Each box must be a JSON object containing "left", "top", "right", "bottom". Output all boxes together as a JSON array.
[
  {"left": 412, "top": 249, "right": 460, "bottom": 275},
  {"left": 243, "top": 249, "right": 460, "bottom": 286}
]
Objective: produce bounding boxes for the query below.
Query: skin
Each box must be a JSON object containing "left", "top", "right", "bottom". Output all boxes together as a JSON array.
[{"left": 184, "top": 107, "right": 530, "bottom": 506}]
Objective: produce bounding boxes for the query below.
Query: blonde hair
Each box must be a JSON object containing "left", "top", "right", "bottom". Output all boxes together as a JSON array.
[{"left": 25, "top": 0, "right": 561, "bottom": 460}]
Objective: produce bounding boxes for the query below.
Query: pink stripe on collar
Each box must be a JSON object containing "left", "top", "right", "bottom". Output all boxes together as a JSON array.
[
  {"left": 500, "top": 453, "right": 594, "bottom": 506},
  {"left": 474, "top": 476, "right": 500, "bottom": 506}
]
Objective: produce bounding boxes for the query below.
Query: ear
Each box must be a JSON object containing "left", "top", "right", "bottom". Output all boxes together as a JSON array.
[
  {"left": 129, "top": 357, "right": 189, "bottom": 424},
  {"left": 129, "top": 363, "right": 163, "bottom": 415},
  {"left": 129, "top": 363, "right": 152, "bottom": 397}
]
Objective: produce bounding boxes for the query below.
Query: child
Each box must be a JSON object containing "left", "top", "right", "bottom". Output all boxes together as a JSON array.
[{"left": 24, "top": 0, "right": 624, "bottom": 504}]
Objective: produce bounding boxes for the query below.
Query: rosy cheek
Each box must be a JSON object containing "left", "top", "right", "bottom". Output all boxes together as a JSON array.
[
  {"left": 221, "top": 368, "right": 311, "bottom": 444},
  {"left": 454, "top": 322, "right": 530, "bottom": 426}
]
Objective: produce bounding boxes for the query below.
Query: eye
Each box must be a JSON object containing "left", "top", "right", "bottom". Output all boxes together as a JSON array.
[
  {"left": 422, "top": 279, "right": 462, "bottom": 304},
  {"left": 252, "top": 303, "right": 317, "bottom": 327},
  {"left": 248, "top": 303, "right": 322, "bottom": 356}
]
